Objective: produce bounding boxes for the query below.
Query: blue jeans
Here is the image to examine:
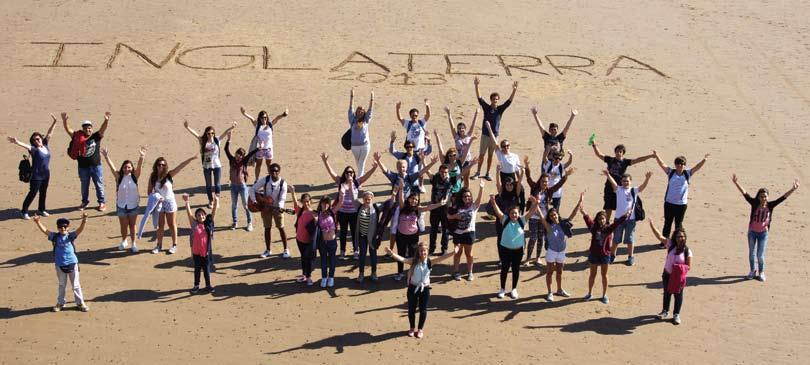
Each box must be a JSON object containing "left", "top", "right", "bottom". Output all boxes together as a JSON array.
[
  {"left": 229, "top": 184, "right": 252, "bottom": 225},
  {"left": 747, "top": 230, "right": 769, "bottom": 273},
  {"left": 78, "top": 165, "right": 105, "bottom": 205},
  {"left": 319, "top": 239, "right": 338, "bottom": 278},
  {"left": 358, "top": 235, "right": 377, "bottom": 275},
  {"left": 203, "top": 167, "right": 222, "bottom": 202}
]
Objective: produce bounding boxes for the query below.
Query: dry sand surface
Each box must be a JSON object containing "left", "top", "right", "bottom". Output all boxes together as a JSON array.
[{"left": 2, "top": 1, "right": 810, "bottom": 363}]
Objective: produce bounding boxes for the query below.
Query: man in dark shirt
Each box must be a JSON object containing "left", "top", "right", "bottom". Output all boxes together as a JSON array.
[
  {"left": 590, "top": 139, "right": 654, "bottom": 221},
  {"left": 62, "top": 112, "right": 110, "bottom": 211},
  {"left": 472, "top": 77, "right": 518, "bottom": 181}
]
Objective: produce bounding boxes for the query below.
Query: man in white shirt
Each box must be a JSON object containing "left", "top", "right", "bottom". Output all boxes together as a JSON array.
[
  {"left": 250, "top": 163, "right": 290, "bottom": 259},
  {"left": 604, "top": 170, "right": 652, "bottom": 266}
]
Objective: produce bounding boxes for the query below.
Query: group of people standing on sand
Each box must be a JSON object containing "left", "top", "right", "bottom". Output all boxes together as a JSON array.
[{"left": 9, "top": 77, "right": 800, "bottom": 336}]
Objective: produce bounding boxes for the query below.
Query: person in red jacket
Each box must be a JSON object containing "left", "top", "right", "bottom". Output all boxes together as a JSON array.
[
  {"left": 580, "top": 201, "right": 630, "bottom": 304},
  {"left": 649, "top": 218, "right": 692, "bottom": 325}
]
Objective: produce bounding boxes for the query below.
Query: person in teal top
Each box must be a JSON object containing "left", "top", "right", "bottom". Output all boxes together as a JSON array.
[
  {"left": 32, "top": 213, "right": 90, "bottom": 312},
  {"left": 490, "top": 194, "right": 541, "bottom": 300}
]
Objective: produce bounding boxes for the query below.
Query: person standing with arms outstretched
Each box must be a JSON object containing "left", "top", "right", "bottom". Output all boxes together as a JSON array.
[
  {"left": 101, "top": 146, "right": 147, "bottom": 252},
  {"left": 591, "top": 139, "right": 654, "bottom": 221},
  {"left": 182, "top": 120, "right": 236, "bottom": 208},
  {"left": 7, "top": 114, "right": 57, "bottom": 219},
  {"left": 395, "top": 99, "right": 431, "bottom": 152},
  {"left": 531, "top": 105, "right": 577, "bottom": 150},
  {"left": 732, "top": 174, "right": 799, "bottom": 282},
  {"left": 348, "top": 89, "right": 374, "bottom": 176},
  {"left": 62, "top": 111, "right": 110, "bottom": 211},
  {"left": 604, "top": 170, "right": 652, "bottom": 266},
  {"left": 32, "top": 213, "right": 90, "bottom": 312},
  {"left": 239, "top": 106, "right": 288, "bottom": 179},
  {"left": 471, "top": 77, "right": 517, "bottom": 181},
  {"left": 652, "top": 151, "right": 709, "bottom": 239}
]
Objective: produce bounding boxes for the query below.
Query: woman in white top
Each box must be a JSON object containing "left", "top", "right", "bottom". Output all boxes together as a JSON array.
[
  {"left": 148, "top": 155, "right": 197, "bottom": 254},
  {"left": 386, "top": 243, "right": 458, "bottom": 339},
  {"left": 240, "top": 107, "right": 289, "bottom": 179},
  {"left": 183, "top": 121, "right": 236, "bottom": 208},
  {"left": 444, "top": 106, "right": 478, "bottom": 163},
  {"left": 101, "top": 146, "right": 146, "bottom": 252},
  {"left": 449, "top": 180, "right": 486, "bottom": 281}
]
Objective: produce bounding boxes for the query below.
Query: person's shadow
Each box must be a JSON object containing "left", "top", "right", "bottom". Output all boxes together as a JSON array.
[
  {"left": 267, "top": 331, "right": 401, "bottom": 354},
  {"left": 525, "top": 315, "right": 659, "bottom": 335},
  {"left": 0, "top": 306, "right": 53, "bottom": 319}
]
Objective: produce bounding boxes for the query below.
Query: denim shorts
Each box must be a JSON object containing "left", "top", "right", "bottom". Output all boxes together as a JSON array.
[
  {"left": 588, "top": 253, "right": 610, "bottom": 265},
  {"left": 453, "top": 231, "right": 475, "bottom": 245},
  {"left": 116, "top": 205, "right": 139, "bottom": 217},
  {"left": 612, "top": 219, "right": 637, "bottom": 244}
]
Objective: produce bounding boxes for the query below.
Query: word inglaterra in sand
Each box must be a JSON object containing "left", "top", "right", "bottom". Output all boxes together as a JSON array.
[{"left": 23, "top": 42, "right": 669, "bottom": 83}]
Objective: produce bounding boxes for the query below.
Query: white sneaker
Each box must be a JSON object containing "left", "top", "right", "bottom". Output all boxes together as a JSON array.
[
  {"left": 758, "top": 272, "right": 766, "bottom": 282},
  {"left": 246, "top": 223, "right": 254, "bottom": 232},
  {"left": 281, "top": 249, "right": 291, "bottom": 259},
  {"left": 320, "top": 278, "right": 327, "bottom": 288},
  {"left": 22, "top": 213, "right": 31, "bottom": 220},
  {"left": 546, "top": 292, "right": 554, "bottom": 302},
  {"left": 151, "top": 245, "right": 161, "bottom": 254},
  {"left": 657, "top": 310, "right": 668, "bottom": 320},
  {"left": 510, "top": 289, "right": 519, "bottom": 299},
  {"left": 497, "top": 289, "right": 506, "bottom": 299},
  {"left": 168, "top": 245, "right": 177, "bottom": 254},
  {"left": 131, "top": 245, "right": 139, "bottom": 253},
  {"left": 39, "top": 211, "right": 50, "bottom": 217},
  {"left": 673, "top": 314, "right": 681, "bottom": 325},
  {"left": 118, "top": 240, "right": 129, "bottom": 250},
  {"left": 746, "top": 271, "right": 756, "bottom": 280},
  {"left": 260, "top": 250, "right": 271, "bottom": 258},
  {"left": 467, "top": 272, "right": 475, "bottom": 281},
  {"left": 230, "top": 223, "right": 237, "bottom": 230},
  {"left": 327, "top": 277, "right": 335, "bottom": 287}
]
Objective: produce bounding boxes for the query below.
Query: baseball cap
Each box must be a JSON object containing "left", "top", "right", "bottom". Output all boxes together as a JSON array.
[{"left": 81, "top": 120, "right": 93, "bottom": 127}]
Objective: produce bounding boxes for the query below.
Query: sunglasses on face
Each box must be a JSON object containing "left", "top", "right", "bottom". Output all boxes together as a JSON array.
[{"left": 501, "top": 145, "right": 510, "bottom": 148}]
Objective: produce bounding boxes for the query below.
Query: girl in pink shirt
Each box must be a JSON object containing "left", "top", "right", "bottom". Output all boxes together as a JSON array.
[
  {"left": 183, "top": 194, "right": 218, "bottom": 294},
  {"left": 649, "top": 218, "right": 692, "bottom": 325},
  {"left": 392, "top": 176, "right": 446, "bottom": 281},
  {"left": 290, "top": 186, "right": 316, "bottom": 285}
]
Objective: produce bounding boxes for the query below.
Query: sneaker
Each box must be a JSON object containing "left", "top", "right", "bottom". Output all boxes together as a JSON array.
[
  {"left": 207, "top": 202, "right": 214, "bottom": 209},
  {"left": 190, "top": 286, "right": 200, "bottom": 294},
  {"left": 407, "top": 328, "right": 415, "bottom": 337},
  {"left": 306, "top": 277, "right": 314, "bottom": 286},
  {"left": 38, "top": 211, "right": 50, "bottom": 217},
  {"left": 453, "top": 272, "right": 461, "bottom": 281},
  {"left": 320, "top": 278, "right": 327, "bottom": 288},
  {"left": 260, "top": 250, "right": 271, "bottom": 258},
  {"left": 371, "top": 273, "right": 378, "bottom": 282},
  {"left": 394, "top": 273, "right": 403, "bottom": 281},
  {"left": 118, "top": 240, "right": 129, "bottom": 250},
  {"left": 482, "top": 174, "right": 492, "bottom": 181},
  {"left": 627, "top": 256, "right": 635, "bottom": 266},
  {"left": 673, "top": 314, "right": 681, "bottom": 325},
  {"left": 353, "top": 252, "right": 359, "bottom": 260},
  {"left": 470, "top": 172, "right": 480, "bottom": 180},
  {"left": 746, "top": 271, "right": 756, "bottom": 280},
  {"left": 98, "top": 203, "right": 107, "bottom": 212},
  {"left": 205, "top": 286, "right": 215, "bottom": 294},
  {"left": 78, "top": 304, "right": 90, "bottom": 312},
  {"left": 584, "top": 293, "right": 593, "bottom": 301},
  {"left": 467, "top": 272, "right": 475, "bottom": 281},
  {"left": 168, "top": 245, "right": 177, "bottom": 254},
  {"left": 151, "top": 245, "right": 162, "bottom": 254},
  {"left": 281, "top": 249, "right": 291, "bottom": 259},
  {"left": 52, "top": 303, "right": 63, "bottom": 312},
  {"left": 131, "top": 245, "right": 139, "bottom": 253},
  {"left": 296, "top": 276, "right": 307, "bottom": 283},
  {"left": 79, "top": 202, "right": 89, "bottom": 210},
  {"left": 546, "top": 292, "right": 554, "bottom": 302},
  {"left": 657, "top": 310, "right": 669, "bottom": 320},
  {"left": 230, "top": 223, "right": 237, "bottom": 230},
  {"left": 555, "top": 289, "right": 571, "bottom": 298},
  {"left": 327, "top": 277, "right": 334, "bottom": 287},
  {"left": 22, "top": 213, "right": 31, "bottom": 220},
  {"left": 600, "top": 295, "right": 609, "bottom": 304},
  {"left": 510, "top": 289, "right": 519, "bottom": 299},
  {"left": 415, "top": 329, "right": 424, "bottom": 339},
  {"left": 497, "top": 289, "right": 506, "bottom": 299},
  {"left": 356, "top": 274, "right": 364, "bottom": 283},
  {"left": 246, "top": 223, "right": 254, "bottom": 232},
  {"left": 757, "top": 272, "right": 766, "bottom": 282}
]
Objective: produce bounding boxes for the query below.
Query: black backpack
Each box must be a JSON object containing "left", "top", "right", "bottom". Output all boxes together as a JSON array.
[
  {"left": 341, "top": 129, "right": 352, "bottom": 150},
  {"left": 630, "top": 188, "right": 645, "bottom": 221},
  {"left": 19, "top": 155, "right": 32, "bottom": 183}
]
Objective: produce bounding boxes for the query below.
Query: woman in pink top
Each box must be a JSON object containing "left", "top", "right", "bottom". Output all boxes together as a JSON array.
[
  {"left": 315, "top": 189, "right": 344, "bottom": 288},
  {"left": 392, "top": 177, "right": 447, "bottom": 281},
  {"left": 290, "top": 186, "right": 316, "bottom": 285},
  {"left": 732, "top": 174, "right": 799, "bottom": 282},
  {"left": 649, "top": 218, "right": 691, "bottom": 325},
  {"left": 182, "top": 194, "right": 218, "bottom": 294}
]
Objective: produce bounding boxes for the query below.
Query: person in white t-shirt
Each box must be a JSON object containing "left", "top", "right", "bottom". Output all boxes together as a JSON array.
[
  {"left": 604, "top": 170, "right": 652, "bottom": 266},
  {"left": 184, "top": 120, "right": 236, "bottom": 208},
  {"left": 444, "top": 106, "right": 478, "bottom": 163},
  {"left": 240, "top": 106, "right": 289, "bottom": 179},
  {"left": 101, "top": 146, "right": 146, "bottom": 253},
  {"left": 396, "top": 99, "right": 431, "bottom": 152}
]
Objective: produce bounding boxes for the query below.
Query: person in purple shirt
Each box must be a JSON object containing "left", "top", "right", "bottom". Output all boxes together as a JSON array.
[
  {"left": 8, "top": 114, "right": 57, "bottom": 219},
  {"left": 471, "top": 77, "right": 518, "bottom": 181}
]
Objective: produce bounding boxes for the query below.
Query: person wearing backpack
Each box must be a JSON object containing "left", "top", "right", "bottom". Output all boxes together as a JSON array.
[
  {"left": 489, "top": 193, "right": 540, "bottom": 300},
  {"left": 541, "top": 148, "right": 573, "bottom": 212},
  {"left": 31, "top": 213, "right": 90, "bottom": 312},
  {"left": 183, "top": 120, "right": 236, "bottom": 208},
  {"left": 101, "top": 146, "right": 147, "bottom": 253},
  {"left": 61, "top": 111, "right": 110, "bottom": 211},
  {"left": 732, "top": 174, "right": 799, "bottom": 282},
  {"left": 239, "top": 106, "right": 289, "bottom": 179},
  {"left": 536, "top": 192, "right": 583, "bottom": 302},
  {"left": 348, "top": 89, "right": 374, "bottom": 176},
  {"left": 250, "top": 163, "right": 291, "bottom": 259},
  {"left": 392, "top": 177, "right": 447, "bottom": 281},
  {"left": 385, "top": 243, "right": 459, "bottom": 339},
  {"left": 604, "top": 170, "right": 652, "bottom": 266},
  {"left": 7, "top": 114, "right": 57, "bottom": 219},
  {"left": 395, "top": 99, "right": 431, "bottom": 152},
  {"left": 320, "top": 152, "right": 378, "bottom": 259},
  {"left": 652, "top": 151, "right": 709, "bottom": 238},
  {"left": 182, "top": 194, "right": 218, "bottom": 294},
  {"left": 648, "top": 219, "right": 692, "bottom": 325},
  {"left": 290, "top": 186, "right": 317, "bottom": 285}
]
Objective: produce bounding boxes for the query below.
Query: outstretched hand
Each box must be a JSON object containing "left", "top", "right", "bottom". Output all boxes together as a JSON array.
[
  {"left": 182, "top": 193, "right": 189, "bottom": 201},
  {"left": 139, "top": 146, "right": 147, "bottom": 157},
  {"left": 530, "top": 106, "right": 538, "bottom": 115},
  {"left": 50, "top": 114, "right": 57, "bottom": 123},
  {"left": 104, "top": 112, "right": 111, "bottom": 121},
  {"left": 793, "top": 179, "right": 800, "bottom": 190},
  {"left": 101, "top": 147, "right": 108, "bottom": 157},
  {"left": 320, "top": 152, "right": 328, "bottom": 162},
  {"left": 6, "top": 136, "right": 17, "bottom": 144},
  {"left": 61, "top": 112, "right": 68, "bottom": 121},
  {"left": 571, "top": 109, "right": 578, "bottom": 116}
]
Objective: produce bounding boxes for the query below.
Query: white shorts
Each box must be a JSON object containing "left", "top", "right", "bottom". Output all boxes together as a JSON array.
[{"left": 546, "top": 249, "right": 566, "bottom": 264}]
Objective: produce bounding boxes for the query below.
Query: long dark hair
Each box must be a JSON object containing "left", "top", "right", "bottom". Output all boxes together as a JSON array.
[
  {"left": 401, "top": 192, "right": 420, "bottom": 215},
  {"left": 455, "top": 187, "right": 471, "bottom": 209},
  {"left": 669, "top": 228, "right": 688, "bottom": 255},
  {"left": 148, "top": 157, "right": 170, "bottom": 191},
  {"left": 593, "top": 211, "right": 608, "bottom": 232},
  {"left": 199, "top": 126, "right": 215, "bottom": 154},
  {"left": 29, "top": 132, "right": 44, "bottom": 145},
  {"left": 116, "top": 159, "right": 134, "bottom": 191},
  {"left": 338, "top": 166, "right": 356, "bottom": 186}
]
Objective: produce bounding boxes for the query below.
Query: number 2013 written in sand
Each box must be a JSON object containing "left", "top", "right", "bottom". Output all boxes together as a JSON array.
[{"left": 23, "top": 42, "right": 669, "bottom": 83}]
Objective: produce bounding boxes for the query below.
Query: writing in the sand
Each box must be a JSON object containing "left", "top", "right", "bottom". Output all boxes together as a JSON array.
[{"left": 24, "top": 42, "right": 669, "bottom": 83}]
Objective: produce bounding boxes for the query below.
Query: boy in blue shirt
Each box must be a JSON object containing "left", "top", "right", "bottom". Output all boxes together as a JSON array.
[{"left": 33, "top": 213, "right": 89, "bottom": 312}]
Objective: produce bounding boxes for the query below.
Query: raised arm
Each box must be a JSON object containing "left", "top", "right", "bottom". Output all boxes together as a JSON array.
[
  {"left": 495, "top": 165, "right": 503, "bottom": 194},
  {"left": 218, "top": 121, "right": 237, "bottom": 141},
  {"left": 239, "top": 106, "right": 257, "bottom": 127},
  {"left": 563, "top": 150, "right": 574, "bottom": 168},
  {"left": 395, "top": 102, "right": 405, "bottom": 125},
  {"left": 603, "top": 169, "right": 618, "bottom": 192},
  {"left": 473, "top": 76, "right": 481, "bottom": 99},
  {"left": 45, "top": 114, "right": 58, "bottom": 140},
  {"left": 357, "top": 161, "right": 378, "bottom": 185},
  {"left": 531, "top": 106, "right": 549, "bottom": 135},
  {"left": 458, "top": 133, "right": 476, "bottom": 163},
  {"left": 630, "top": 153, "right": 655, "bottom": 165},
  {"left": 320, "top": 153, "right": 340, "bottom": 184},
  {"left": 523, "top": 156, "right": 534, "bottom": 183},
  {"left": 731, "top": 174, "right": 747, "bottom": 196},
  {"left": 349, "top": 88, "right": 355, "bottom": 110},
  {"left": 372, "top": 152, "right": 390, "bottom": 174},
  {"left": 568, "top": 192, "right": 584, "bottom": 221},
  {"left": 591, "top": 139, "right": 606, "bottom": 160},
  {"left": 270, "top": 108, "right": 289, "bottom": 127},
  {"left": 169, "top": 155, "right": 198, "bottom": 177},
  {"left": 416, "top": 156, "right": 440, "bottom": 180},
  {"left": 648, "top": 217, "right": 667, "bottom": 245},
  {"left": 690, "top": 153, "right": 710, "bottom": 175},
  {"left": 388, "top": 131, "right": 399, "bottom": 156},
  {"left": 484, "top": 121, "right": 499, "bottom": 146},
  {"left": 135, "top": 146, "right": 146, "bottom": 179},
  {"left": 560, "top": 109, "right": 577, "bottom": 136},
  {"left": 779, "top": 179, "right": 800, "bottom": 201},
  {"left": 289, "top": 185, "right": 299, "bottom": 211},
  {"left": 423, "top": 99, "right": 431, "bottom": 121},
  {"left": 182, "top": 193, "right": 194, "bottom": 226},
  {"left": 74, "top": 213, "right": 89, "bottom": 237},
  {"left": 368, "top": 90, "right": 374, "bottom": 111},
  {"left": 508, "top": 81, "right": 518, "bottom": 101},
  {"left": 224, "top": 135, "right": 234, "bottom": 161},
  {"left": 433, "top": 129, "right": 446, "bottom": 158},
  {"left": 31, "top": 215, "right": 50, "bottom": 236},
  {"left": 210, "top": 195, "right": 219, "bottom": 218},
  {"left": 100, "top": 147, "right": 120, "bottom": 180},
  {"left": 97, "top": 112, "right": 111, "bottom": 136},
  {"left": 489, "top": 194, "right": 505, "bottom": 221},
  {"left": 60, "top": 112, "right": 73, "bottom": 137},
  {"left": 6, "top": 136, "right": 31, "bottom": 151},
  {"left": 533, "top": 197, "right": 552, "bottom": 231},
  {"left": 474, "top": 180, "right": 486, "bottom": 209},
  {"left": 652, "top": 150, "right": 668, "bottom": 173},
  {"left": 445, "top": 106, "right": 457, "bottom": 136},
  {"left": 433, "top": 245, "right": 460, "bottom": 264},
  {"left": 637, "top": 171, "right": 653, "bottom": 194},
  {"left": 469, "top": 108, "right": 478, "bottom": 133},
  {"left": 183, "top": 120, "right": 201, "bottom": 138}
]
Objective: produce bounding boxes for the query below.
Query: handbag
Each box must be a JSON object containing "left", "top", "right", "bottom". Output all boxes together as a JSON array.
[{"left": 341, "top": 129, "right": 352, "bottom": 151}]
